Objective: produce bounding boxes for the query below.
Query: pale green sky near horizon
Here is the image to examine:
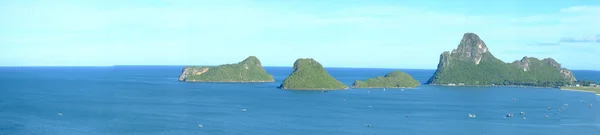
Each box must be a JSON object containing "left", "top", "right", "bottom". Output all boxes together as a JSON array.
[{"left": 1, "top": 0, "right": 599, "bottom": 70}]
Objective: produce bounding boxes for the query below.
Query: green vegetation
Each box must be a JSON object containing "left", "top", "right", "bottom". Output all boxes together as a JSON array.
[
  {"left": 179, "top": 56, "right": 274, "bottom": 82},
  {"left": 427, "top": 33, "right": 576, "bottom": 87},
  {"left": 560, "top": 86, "right": 600, "bottom": 94},
  {"left": 353, "top": 70, "right": 420, "bottom": 88},
  {"left": 279, "top": 58, "right": 348, "bottom": 90},
  {"left": 572, "top": 80, "right": 599, "bottom": 86}
]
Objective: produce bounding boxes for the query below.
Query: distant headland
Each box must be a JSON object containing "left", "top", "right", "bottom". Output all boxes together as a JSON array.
[
  {"left": 178, "top": 56, "right": 275, "bottom": 82},
  {"left": 427, "top": 33, "right": 576, "bottom": 88}
]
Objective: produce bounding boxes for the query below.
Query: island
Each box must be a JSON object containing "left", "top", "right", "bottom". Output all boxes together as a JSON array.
[
  {"left": 279, "top": 58, "right": 349, "bottom": 90},
  {"left": 178, "top": 56, "right": 275, "bottom": 82},
  {"left": 352, "top": 70, "right": 420, "bottom": 88},
  {"left": 560, "top": 80, "right": 600, "bottom": 94},
  {"left": 426, "top": 33, "right": 577, "bottom": 87}
]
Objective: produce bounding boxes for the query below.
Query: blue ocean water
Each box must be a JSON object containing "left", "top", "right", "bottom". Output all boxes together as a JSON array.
[{"left": 0, "top": 66, "right": 598, "bottom": 135}]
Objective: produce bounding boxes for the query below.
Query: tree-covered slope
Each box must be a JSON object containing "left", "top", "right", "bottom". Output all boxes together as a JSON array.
[
  {"left": 279, "top": 58, "right": 348, "bottom": 90},
  {"left": 427, "top": 33, "right": 576, "bottom": 87},
  {"left": 178, "top": 56, "right": 274, "bottom": 82},
  {"left": 352, "top": 70, "right": 420, "bottom": 88}
]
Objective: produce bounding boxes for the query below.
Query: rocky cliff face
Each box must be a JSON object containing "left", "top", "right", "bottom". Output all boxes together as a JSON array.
[
  {"left": 450, "top": 33, "right": 492, "bottom": 65},
  {"left": 512, "top": 57, "right": 532, "bottom": 71},
  {"left": 427, "top": 32, "right": 577, "bottom": 86},
  {"left": 178, "top": 67, "right": 210, "bottom": 81},
  {"left": 512, "top": 57, "right": 576, "bottom": 81}
]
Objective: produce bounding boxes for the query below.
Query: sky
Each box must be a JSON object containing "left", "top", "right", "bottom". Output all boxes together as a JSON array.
[{"left": 1, "top": 0, "right": 599, "bottom": 70}]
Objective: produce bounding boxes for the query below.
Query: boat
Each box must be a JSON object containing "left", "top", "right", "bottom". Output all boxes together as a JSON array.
[{"left": 468, "top": 113, "right": 476, "bottom": 118}]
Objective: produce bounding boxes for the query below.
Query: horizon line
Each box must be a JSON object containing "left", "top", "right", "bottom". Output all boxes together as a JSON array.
[
  {"left": 1, "top": 65, "right": 598, "bottom": 71},
  {"left": 0, "top": 65, "right": 437, "bottom": 70}
]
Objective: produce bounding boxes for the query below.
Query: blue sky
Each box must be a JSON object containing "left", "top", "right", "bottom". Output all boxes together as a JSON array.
[{"left": 1, "top": 0, "right": 599, "bottom": 70}]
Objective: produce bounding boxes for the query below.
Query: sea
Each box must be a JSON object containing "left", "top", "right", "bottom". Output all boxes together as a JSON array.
[{"left": 0, "top": 66, "right": 598, "bottom": 135}]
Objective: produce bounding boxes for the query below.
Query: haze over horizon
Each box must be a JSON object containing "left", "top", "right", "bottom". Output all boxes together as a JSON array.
[{"left": 1, "top": 0, "right": 599, "bottom": 70}]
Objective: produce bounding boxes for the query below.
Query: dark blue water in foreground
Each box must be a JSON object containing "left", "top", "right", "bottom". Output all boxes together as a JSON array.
[{"left": 1, "top": 66, "right": 598, "bottom": 135}]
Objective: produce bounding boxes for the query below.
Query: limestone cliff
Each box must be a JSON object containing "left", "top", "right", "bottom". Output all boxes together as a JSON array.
[{"left": 427, "top": 33, "right": 576, "bottom": 87}]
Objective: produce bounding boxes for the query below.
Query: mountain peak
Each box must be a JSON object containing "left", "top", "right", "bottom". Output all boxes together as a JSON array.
[
  {"left": 450, "top": 33, "right": 491, "bottom": 65},
  {"left": 240, "top": 56, "right": 261, "bottom": 64}
]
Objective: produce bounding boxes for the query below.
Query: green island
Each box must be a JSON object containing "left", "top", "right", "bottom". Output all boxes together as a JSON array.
[
  {"left": 427, "top": 33, "right": 576, "bottom": 87},
  {"left": 352, "top": 70, "right": 420, "bottom": 88},
  {"left": 279, "top": 58, "right": 349, "bottom": 90},
  {"left": 178, "top": 56, "right": 274, "bottom": 82}
]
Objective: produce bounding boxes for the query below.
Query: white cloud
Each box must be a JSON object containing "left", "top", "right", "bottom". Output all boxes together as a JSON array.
[{"left": 560, "top": 6, "right": 600, "bottom": 13}]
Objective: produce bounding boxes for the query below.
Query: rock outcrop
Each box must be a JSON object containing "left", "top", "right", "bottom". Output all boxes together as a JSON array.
[
  {"left": 427, "top": 33, "right": 576, "bottom": 87},
  {"left": 450, "top": 33, "right": 492, "bottom": 65}
]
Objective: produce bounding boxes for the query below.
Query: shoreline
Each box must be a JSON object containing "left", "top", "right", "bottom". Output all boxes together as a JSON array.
[
  {"left": 182, "top": 80, "right": 275, "bottom": 83},
  {"left": 560, "top": 88, "right": 597, "bottom": 93},
  {"left": 559, "top": 87, "right": 600, "bottom": 95},
  {"left": 351, "top": 87, "right": 418, "bottom": 89},
  {"left": 428, "top": 84, "right": 556, "bottom": 89},
  {"left": 280, "top": 87, "right": 350, "bottom": 90}
]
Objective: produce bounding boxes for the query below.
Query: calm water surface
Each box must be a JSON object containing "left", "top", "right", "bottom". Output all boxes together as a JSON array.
[{"left": 0, "top": 66, "right": 598, "bottom": 135}]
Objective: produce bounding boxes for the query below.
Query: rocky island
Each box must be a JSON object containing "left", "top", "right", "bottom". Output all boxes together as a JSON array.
[
  {"left": 352, "top": 70, "right": 420, "bottom": 88},
  {"left": 279, "top": 58, "right": 349, "bottom": 90},
  {"left": 427, "top": 33, "right": 576, "bottom": 87},
  {"left": 178, "top": 56, "right": 274, "bottom": 82}
]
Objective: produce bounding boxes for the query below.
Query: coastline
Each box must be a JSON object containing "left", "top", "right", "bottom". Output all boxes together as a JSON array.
[
  {"left": 559, "top": 86, "right": 600, "bottom": 95},
  {"left": 351, "top": 86, "right": 418, "bottom": 89},
  {"left": 428, "top": 84, "right": 556, "bottom": 89},
  {"left": 182, "top": 80, "right": 275, "bottom": 83},
  {"left": 560, "top": 88, "right": 596, "bottom": 93},
  {"left": 280, "top": 87, "right": 350, "bottom": 90}
]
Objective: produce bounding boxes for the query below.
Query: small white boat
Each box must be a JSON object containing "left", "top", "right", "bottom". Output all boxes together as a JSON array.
[
  {"left": 198, "top": 124, "right": 203, "bottom": 128},
  {"left": 468, "top": 113, "right": 476, "bottom": 118},
  {"left": 241, "top": 108, "right": 247, "bottom": 112},
  {"left": 57, "top": 113, "right": 63, "bottom": 116}
]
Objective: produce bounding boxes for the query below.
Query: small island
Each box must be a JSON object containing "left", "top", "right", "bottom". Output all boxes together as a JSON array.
[
  {"left": 427, "top": 33, "right": 576, "bottom": 87},
  {"left": 178, "top": 56, "right": 275, "bottom": 82},
  {"left": 352, "top": 70, "right": 420, "bottom": 88},
  {"left": 279, "top": 58, "right": 349, "bottom": 90}
]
